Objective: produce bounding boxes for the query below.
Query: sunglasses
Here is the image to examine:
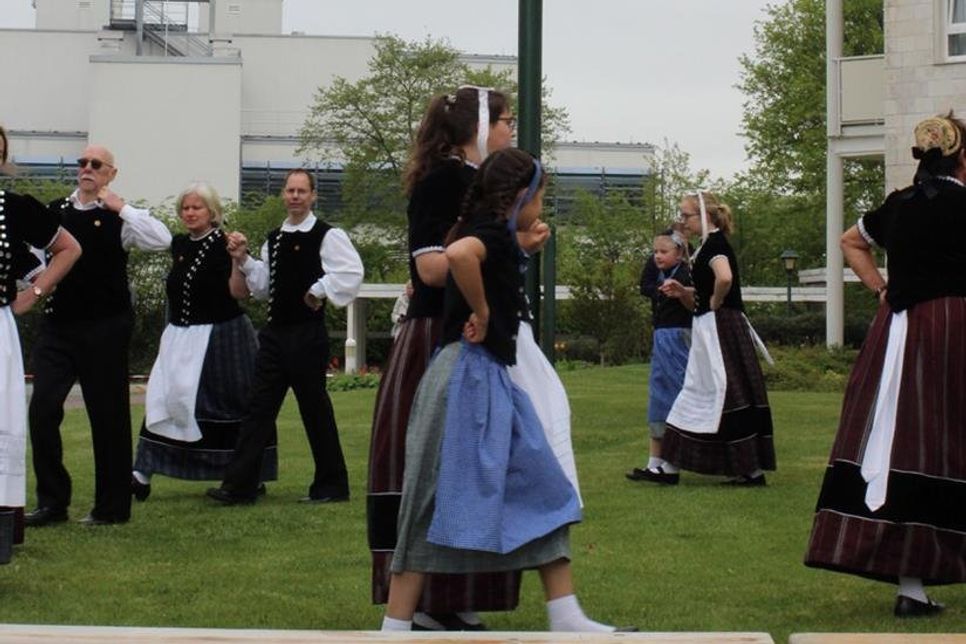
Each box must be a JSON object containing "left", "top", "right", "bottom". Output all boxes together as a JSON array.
[{"left": 77, "top": 157, "right": 111, "bottom": 170}]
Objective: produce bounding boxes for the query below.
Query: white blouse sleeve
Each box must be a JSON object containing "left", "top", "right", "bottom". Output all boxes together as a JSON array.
[
  {"left": 307, "top": 228, "right": 364, "bottom": 308},
  {"left": 119, "top": 204, "right": 172, "bottom": 251},
  {"left": 239, "top": 242, "right": 271, "bottom": 300}
]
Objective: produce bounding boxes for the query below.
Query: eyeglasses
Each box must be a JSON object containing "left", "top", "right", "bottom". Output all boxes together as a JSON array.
[
  {"left": 679, "top": 211, "right": 699, "bottom": 219},
  {"left": 77, "top": 158, "right": 111, "bottom": 171},
  {"left": 498, "top": 116, "right": 517, "bottom": 130}
]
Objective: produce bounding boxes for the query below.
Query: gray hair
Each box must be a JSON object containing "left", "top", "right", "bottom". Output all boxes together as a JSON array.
[{"left": 176, "top": 181, "right": 224, "bottom": 227}]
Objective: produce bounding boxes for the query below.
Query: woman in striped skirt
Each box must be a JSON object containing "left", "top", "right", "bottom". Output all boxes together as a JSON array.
[
  {"left": 131, "top": 182, "right": 275, "bottom": 499},
  {"left": 805, "top": 114, "right": 966, "bottom": 617},
  {"left": 366, "top": 86, "right": 520, "bottom": 630},
  {"left": 661, "top": 191, "right": 775, "bottom": 485}
]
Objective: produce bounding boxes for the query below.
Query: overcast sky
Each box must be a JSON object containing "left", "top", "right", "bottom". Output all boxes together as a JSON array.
[{"left": 1, "top": 0, "right": 775, "bottom": 179}]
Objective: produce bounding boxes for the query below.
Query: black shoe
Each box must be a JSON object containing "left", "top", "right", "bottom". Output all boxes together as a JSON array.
[
  {"left": 24, "top": 506, "right": 68, "bottom": 527},
  {"left": 412, "top": 612, "right": 487, "bottom": 631},
  {"left": 626, "top": 466, "right": 679, "bottom": 485},
  {"left": 205, "top": 487, "right": 256, "bottom": 506},
  {"left": 894, "top": 595, "right": 945, "bottom": 617},
  {"left": 131, "top": 476, "right": 151, "bottom": 502},
  {"left": 78, "top": 513, "right": 127, "bottom": 526},
  {"left": 298, "top": 494, "right": 349, "bottom": 504},
  {"left": 256, "top": 483, "right": 267, "bottom": 497},
  {"left": 721, "top": 474, "right": 767, "bottom": 487}
]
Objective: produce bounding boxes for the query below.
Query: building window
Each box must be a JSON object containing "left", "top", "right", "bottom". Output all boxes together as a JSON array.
[{"left": 947, "top": 0, "right": 966, "bottom": 58}]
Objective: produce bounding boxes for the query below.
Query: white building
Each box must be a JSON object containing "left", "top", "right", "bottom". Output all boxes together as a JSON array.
[
  {"left": 0, "top": 0, "right": 652, "bottom": 205},
  {"left": 825, "top": 0, "right": 966, "bottom": 345}
]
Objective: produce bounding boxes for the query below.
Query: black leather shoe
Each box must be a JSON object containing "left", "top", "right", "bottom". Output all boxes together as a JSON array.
[
  {"left": 298, "top": 494, "right": 349, "bottom": 504},
  {"left": 206, "top": 487, "right": 256, "bottom": 505},
  {"left": 721, "top": 474, "right": 767, "bottom": 487},
  {"left": 24, "top": 506, "right": 68, "bottom": 527},
  {"left": 894, "top": 595, "right": 945, "bottom": 617},
  {"left": 78, "top": 513, "right": 127, "bottom": 526},
  {"left": 131, "top": 476, "right": 151, "bottom": 502},
  {"left": 626, "top": 466, "right": 679, "bottom": 485},
  {"left": 412, "top": 612, "right": 487, "bottom": 631}
]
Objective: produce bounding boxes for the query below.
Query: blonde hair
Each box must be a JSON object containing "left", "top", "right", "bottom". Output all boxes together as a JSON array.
[
  {"left": 176, "top": 182, "right": 224, "bottom": 227},
  {"left": 683, "top": 191, "right": 733, "bottom": 235}
]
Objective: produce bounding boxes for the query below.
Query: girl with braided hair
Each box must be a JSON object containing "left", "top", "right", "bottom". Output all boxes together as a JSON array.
[
  {"left": 805, "top": 113, "right": 966, "bottom": 617},
  {"left": 367, "top": 86, "right": 519, "bottom": 630},
  {"left": 382, "top": 148, "right": 625, "bottom": 633}
]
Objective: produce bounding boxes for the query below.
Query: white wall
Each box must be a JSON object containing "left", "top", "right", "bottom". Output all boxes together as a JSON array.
[
  {"left": 34, "top": 0, "right": 110, "bottom": 31},
  {"left": 88, "top": 56, "right": 243, "bottom": 205},
  {"left": 884, "top": 0, "right": 966, "bottom": 189},
  {"left": 203, "top": 0, "right": 284, "bottom": 35}
]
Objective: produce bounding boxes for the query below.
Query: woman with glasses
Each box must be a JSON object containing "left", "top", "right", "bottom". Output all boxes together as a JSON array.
[
  {"left": 805, "top": 114, "right": 966, "bottom": 617},
  {"left": 660, "top": 191, "right": 775, "bottom": 486},
  {"left": 0, "top": 124, "right": 81, "bottom": 548},
  {"left": 367, "top": 86, "right": 518, "bottom": 631},
  {"left": 131, "top": 182, "right": 272, "bottom": 500}
]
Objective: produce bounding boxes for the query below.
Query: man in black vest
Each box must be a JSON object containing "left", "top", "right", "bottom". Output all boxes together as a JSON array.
[
  {"left": 25, "top": 145, "right": 171, "bottom": 527},
  {"left": 207, "top": 168, "right": 363, "bottom": 505}
]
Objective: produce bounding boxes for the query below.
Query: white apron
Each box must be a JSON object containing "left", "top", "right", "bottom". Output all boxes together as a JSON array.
[
  {"left": 508, "top": 321, "right": 582, "bottom": 505},
  {"left": 665, "top": 313, "right": 727, "bottom": 435},
  {"left": 144, "top": 323, "right": 213, "bottom": 442},
  {"left": 860, "top": 311, "right": 908, "bottom": 511},
  {"left": 0, "top": 307, "right": 27, "bottom": 507}
]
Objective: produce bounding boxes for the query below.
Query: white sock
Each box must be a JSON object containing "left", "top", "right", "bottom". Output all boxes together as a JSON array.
[
  {"left": 662, "top": 462, "right": 679, "bottom": 474},
  {"left": 132, "top": 470, "right": 150, "bottom": 485},
  {"left": 381, "top": 616, "right": 412, "bottom": 631},
  {"left": 647, "top": 457, "right": 662, "bottom": 470},
  {"left": 456, "top": 611, "right": 482, "bottom": 626},
  {"left": 898, "top": 576, "right": 928, "bottom": 602},
  {"left": 546, "top": 594, "right": 614, "bottom": 632}
]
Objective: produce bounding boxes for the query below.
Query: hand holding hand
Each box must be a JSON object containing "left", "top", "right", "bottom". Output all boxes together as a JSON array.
[
  {"left": 659, "top": 278, "right": 686, "bottom": 299},
  {"left": 97, "top": 188, "right": 126, "bottom": 213},
  {"left": 226, "top": 232, "right": 248, "bottom": 260},
  {"left": 463, "top": 309, "right": 489, "bottom": 344}
]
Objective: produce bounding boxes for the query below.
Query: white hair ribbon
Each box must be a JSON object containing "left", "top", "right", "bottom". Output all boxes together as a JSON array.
[
  {"left": 696, "top": 190, "right": 709, "bottom": 242},
  {"left": 459, "top": 84, "right": 493, "bottom": 162}
]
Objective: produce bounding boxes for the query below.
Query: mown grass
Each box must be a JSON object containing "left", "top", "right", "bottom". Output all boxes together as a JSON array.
[{"left": 1, "top": 364, "right": 963, "bottom": 642}]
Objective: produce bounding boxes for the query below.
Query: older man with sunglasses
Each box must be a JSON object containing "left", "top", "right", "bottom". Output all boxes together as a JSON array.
[{"left": 25, "top": 144, "right": 171, "bottom": 527}]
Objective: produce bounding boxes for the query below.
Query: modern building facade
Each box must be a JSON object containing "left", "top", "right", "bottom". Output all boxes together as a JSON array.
[{"left": 1, "top": 0, "right": 652, "bottom": 206}]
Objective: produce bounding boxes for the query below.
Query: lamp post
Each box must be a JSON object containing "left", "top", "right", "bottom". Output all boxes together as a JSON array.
[{"left": 780, "top": 249, "right": 799, "bottom": 315}]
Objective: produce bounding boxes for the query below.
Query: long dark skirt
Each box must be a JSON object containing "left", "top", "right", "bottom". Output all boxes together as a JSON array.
[
  {"left": 134, "top": 315, "right": 277, "bottom": 481},
  {"left": 664, "top": 308, "right": 775, "bottom": 476},
  {"left": 805, "top": 298, "right": 966, "bottom": 585},
  {"left": 367, "top": 317, "right": 521, "bottom": 611}
]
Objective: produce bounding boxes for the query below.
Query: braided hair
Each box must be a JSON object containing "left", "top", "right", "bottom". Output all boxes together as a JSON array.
[{"left": 446, "top": 148, "right": 545, "bottom": 244}]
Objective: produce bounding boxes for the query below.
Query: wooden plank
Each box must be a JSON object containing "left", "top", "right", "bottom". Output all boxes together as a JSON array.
[
  {"left": 790, "top": 635, "right": 966, "bottom": 644},
  {"left": 0, "top": 625, "right": 774, "bottom": 644}
]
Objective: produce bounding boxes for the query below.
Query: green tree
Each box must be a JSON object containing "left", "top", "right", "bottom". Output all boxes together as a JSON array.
[
  {"left": 733, "top": 0, "right": 884, "bottom": 285},
  {"left": 556, "top": 192, "right": 651, "bottom": 365},
  {"left": 298, "top": 33, "right": 570, "bottom": 233}
]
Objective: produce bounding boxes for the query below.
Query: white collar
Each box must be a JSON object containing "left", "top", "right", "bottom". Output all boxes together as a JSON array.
[
  {"left": 188, "top": 227, "right": 218, "bottom": 241},
  {"left": 936, "top": 175, "right": 966, "bottom": 187},
  {"left": 281, "top": 212, "right": 317, "bottom": 232},
  {"left": 69, "top": 189, "right": 104, "bottom": 211}
]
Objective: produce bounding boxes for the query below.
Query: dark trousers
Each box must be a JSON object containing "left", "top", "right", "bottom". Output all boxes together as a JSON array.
[
  {"left": 222, "top": 320, "right": 348, "bottom": 498},
  {"left": 28, "top": 312, "right": 134, "bottom": 521}
]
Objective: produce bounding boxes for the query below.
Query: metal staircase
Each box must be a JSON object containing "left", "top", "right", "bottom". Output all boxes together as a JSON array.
[{"left": 109, "top": 1, "right": 212, "bottom": 57}]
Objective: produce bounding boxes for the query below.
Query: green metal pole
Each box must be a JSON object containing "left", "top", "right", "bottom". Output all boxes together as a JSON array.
[{"left": 518, "top": 0, "right": 554, "bottom": 361}]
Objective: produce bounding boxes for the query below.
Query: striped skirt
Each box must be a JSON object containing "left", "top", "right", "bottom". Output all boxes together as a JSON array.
[
  {"left": 805, "top": 297, "right": 966, "bottom": 585},
  {"left": 367, "top": 317, "right": 521, "bottom": 610},
  {"left": 664, "top": 308, "right": 775, "bottom": 476},
  {"left": 134, "top": 314, "right": 277, "bottom": 481}
]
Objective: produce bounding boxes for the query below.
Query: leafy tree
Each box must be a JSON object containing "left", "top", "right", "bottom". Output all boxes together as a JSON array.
[
  {"left": 298, "top": 34, "right": 570, "bottom": 233},
  {"left": 556, "top": 192, "right": 651, "bottom": 365}
]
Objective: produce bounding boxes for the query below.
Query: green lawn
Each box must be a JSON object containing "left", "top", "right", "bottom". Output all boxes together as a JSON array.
[{"left": 1, "top": 364, "right": 963, "bottom": 642}]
